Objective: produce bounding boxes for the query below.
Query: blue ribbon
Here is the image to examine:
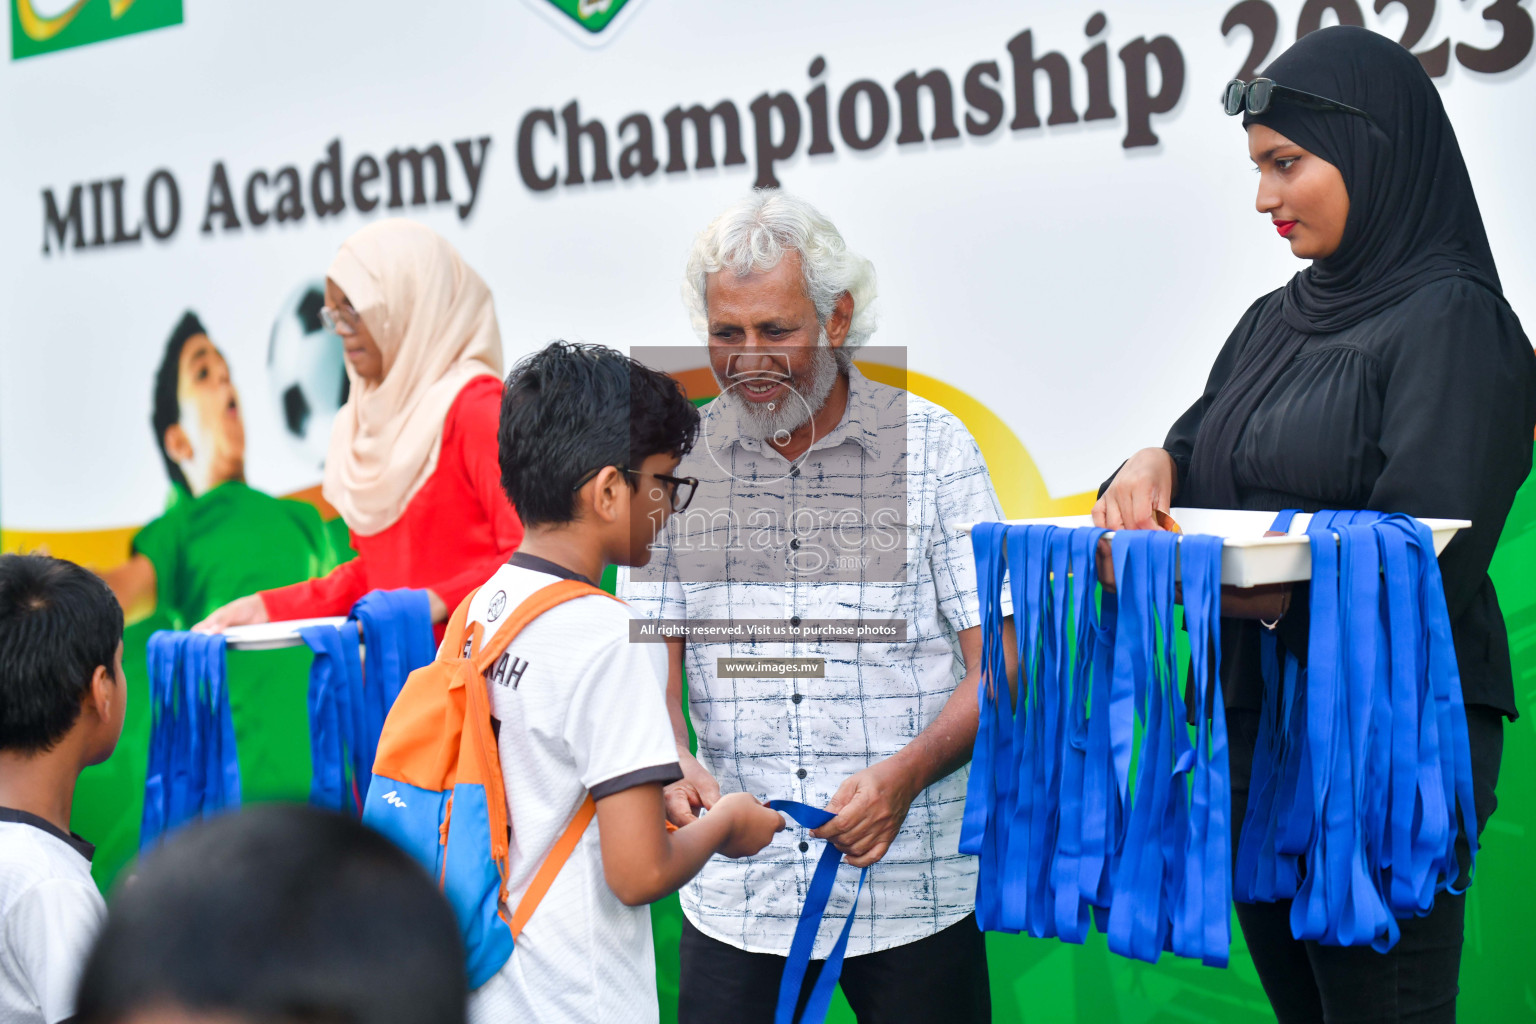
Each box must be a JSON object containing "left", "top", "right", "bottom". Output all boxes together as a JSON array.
[
  {"left": 141, "top": 631, "right": 240, "bottom": 850},
  {"left": 767, "top": 800, "right": 869, "bottom": 1024},
  {"left": 302, "top": 589, "right": 433, "bottom": 817},
  {"left": 352, "top": 589, "right": 435, "bottom": 800},
  {"left": 300, "top": 622, "right": 364, "bottom": 814},
  {"left": 1233, "top": 511, "right": 1479, "bottom": 951}
]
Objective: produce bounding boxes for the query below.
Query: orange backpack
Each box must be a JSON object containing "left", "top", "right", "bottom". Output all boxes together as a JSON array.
[{"left": 362, "top": 579, "right": 615, "bottom": 987}]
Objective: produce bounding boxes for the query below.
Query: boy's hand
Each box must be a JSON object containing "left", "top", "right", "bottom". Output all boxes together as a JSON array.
[
  {"left": 664, "top": 751, "right": 720, "bottom": 827},
  {"left": 813, "top": 759, "right": 918, "bottom": 868},
  {"left": 713, "top": 792, "right": 786, "bottom": 859}
]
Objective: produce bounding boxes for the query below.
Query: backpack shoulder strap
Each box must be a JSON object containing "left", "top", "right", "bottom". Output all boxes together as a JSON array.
[
  {"left": 465, "top": 579, "right": 620, "bottom": 937},
  {"left": 509, "top": 795, "right": 597, "bottom": 940},
  {"left": 440, "top": 587, "right": 481, "bottom": 659},
  {"left": 471, "top": 579, "right": 618, "bottom": 674}
]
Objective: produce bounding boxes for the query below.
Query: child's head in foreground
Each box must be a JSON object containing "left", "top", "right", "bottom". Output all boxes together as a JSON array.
[{"left": 75, "top": 804, "right": 467, "bottom": 1024}]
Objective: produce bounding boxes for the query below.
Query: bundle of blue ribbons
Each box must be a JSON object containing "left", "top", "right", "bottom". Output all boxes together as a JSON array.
[
  {"left": 141, "top": 631, "right": 240, "bottom": 850},
  {"left": 141, "top": 589, "right": 434, "bottom": 848},
  {"left": 962, "top": 510, "right": 1478, "bottom": 967},
  {"left": 962, "top": 522, "right": 1229, "bottom": 966},
  {"left": 1235, "top": 511, "right": 1478, "bottom": 952},
  {"left": 302, "top": 588, "right": 435, "bottom": 816}
]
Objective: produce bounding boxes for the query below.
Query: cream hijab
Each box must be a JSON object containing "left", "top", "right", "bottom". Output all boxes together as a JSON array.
[{"left": 322, "top": 219, "right": 503, "bottom": 536}]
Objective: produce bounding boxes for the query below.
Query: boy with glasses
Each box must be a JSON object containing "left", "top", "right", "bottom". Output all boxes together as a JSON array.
[{"left": 467, "top": 341, "right": 783, "bottom": 1023}]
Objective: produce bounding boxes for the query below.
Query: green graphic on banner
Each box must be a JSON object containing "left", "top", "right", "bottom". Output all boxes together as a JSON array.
[
  {"left": 10, "top": 0, "right": 182, "bottom": 60},
  {"left": 540, "top": 0, "right": 631, "bottom": 34}
]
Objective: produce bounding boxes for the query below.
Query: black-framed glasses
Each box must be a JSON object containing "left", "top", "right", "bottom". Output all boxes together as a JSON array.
[
  {"left": 570, "top": 466, "right": 699, "bottom": 512},
  {"left": 628, "top": 469, "right": 698, "bottom": 512},
  {"left": 1222, "top": 78, "right": 1372, "bottom": 123}
]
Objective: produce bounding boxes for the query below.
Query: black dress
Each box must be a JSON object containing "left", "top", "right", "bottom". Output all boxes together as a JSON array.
[
  {"left": 1127, "top": 25, "right": 1535, "bottom": 1022},
  {"left": 1164, "top": 276, "right": 1536, "bottom": 719}
]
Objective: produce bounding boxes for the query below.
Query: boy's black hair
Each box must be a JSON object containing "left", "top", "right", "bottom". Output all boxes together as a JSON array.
[
  {"left": 75, "top": 804, "right": 466, "bottom": 1024},
  {"left": 499, "top": 341, "right": 700, "bottom": 527},
  {"left": 152, "top": 311, "right": 209, "bottom": 494},
  {"left": 0, "top": 554, "right": 123, "bottom": 755}
]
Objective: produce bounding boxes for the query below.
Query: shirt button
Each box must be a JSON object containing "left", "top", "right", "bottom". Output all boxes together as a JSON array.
[
  {"left": 799, "top": 841, "right": 810, "bottom": 853},
  {"left": 790, "top": 539, "right": 800, "bottom": 550},
  {"left": 791, "top": 693, "right": 803, "bottom": 704},
  {"left": 797, "top": 768, "right": 807, "bottom": 779},
  {"left": 790, "top": 616, "right": 802, "bottom": 627},
  {"left": 790, "top": 466, "right": 800, "bottom": 477}
]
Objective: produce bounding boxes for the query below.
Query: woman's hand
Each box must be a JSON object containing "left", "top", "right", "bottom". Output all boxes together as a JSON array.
[
  {"left": 1093, "top": 448, "right": 1177, "bottom": 531},
  {"left": 192, "top": 595, "right": 269, "bottom": 634},
  {"left": 426, "top": 589, "right": 448, "bottom": 624}
]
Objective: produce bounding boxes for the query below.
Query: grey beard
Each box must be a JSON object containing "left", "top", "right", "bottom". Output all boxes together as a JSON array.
[{"left": 720, "top": 335, "right": 841, "bottom": 440}]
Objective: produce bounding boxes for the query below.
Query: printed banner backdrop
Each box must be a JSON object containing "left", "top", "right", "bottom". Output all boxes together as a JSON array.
[{"left": 3, "top": 1, "right": 1534, "bottom": 1020}]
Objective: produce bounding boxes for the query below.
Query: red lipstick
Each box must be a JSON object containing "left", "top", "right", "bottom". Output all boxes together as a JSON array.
[{"left": 1274, "top": 220, "right": 1297, "bottom": 238}]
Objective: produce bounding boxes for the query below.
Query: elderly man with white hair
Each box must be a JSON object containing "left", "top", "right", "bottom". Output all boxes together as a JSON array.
[{"left": 618, "top": 190, "right": 1009, "bottom": 1023}]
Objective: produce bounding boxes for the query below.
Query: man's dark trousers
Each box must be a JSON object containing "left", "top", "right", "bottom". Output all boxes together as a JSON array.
[{"left": 677, "top": 913, "right": 991, "bottom": 1023}]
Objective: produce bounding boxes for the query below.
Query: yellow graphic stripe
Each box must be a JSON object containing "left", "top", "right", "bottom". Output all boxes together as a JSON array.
[
  {"left": 16, "top": 0, "right": 138, "bottom": 43},
  {"left": 1, "top": 524, "right": 136, "bottom": 567},
  {"left": 856, "top": 362, "right": 1095, "bottom": 519},
  {"left": 16, "top": 0, "right": 89, "bottom": 41},
  {"left": 672, "top": 361, "right": 1094, "bottom": 519}
]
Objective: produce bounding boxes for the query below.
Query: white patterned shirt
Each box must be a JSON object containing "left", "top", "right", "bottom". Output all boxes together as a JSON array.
[{"left": 617, "top": 365, "right": 1008, "bottom": 957}]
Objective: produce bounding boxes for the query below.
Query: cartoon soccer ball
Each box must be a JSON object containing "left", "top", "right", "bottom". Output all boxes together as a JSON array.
[{"left": 267, "top": 280, "right": 349, "bottom": 467}]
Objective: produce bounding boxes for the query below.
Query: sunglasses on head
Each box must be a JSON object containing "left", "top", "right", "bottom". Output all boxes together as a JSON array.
[{"left": 1222, "top": 78, "right": 1373, "bottom": 123}]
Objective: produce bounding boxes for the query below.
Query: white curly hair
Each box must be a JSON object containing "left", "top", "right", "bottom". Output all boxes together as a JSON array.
[{"left": 682, "top": 190, "right": 878, "bottom": 351}]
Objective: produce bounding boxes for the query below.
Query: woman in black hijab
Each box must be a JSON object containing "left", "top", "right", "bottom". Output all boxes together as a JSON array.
[{"left": 1095, "top": 25, "right": 1536, "bottom": 1023}]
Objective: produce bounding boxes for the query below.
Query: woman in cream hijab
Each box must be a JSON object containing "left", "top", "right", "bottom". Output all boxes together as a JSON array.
[{"left": 198, "top": 219, "right": 523, "bottom": 630}]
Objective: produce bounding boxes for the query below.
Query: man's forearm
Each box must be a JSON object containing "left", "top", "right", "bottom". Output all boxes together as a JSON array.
[
  {"left": 885, "top": 668, "right": 981, "bottom": 795},
  {"left": 664, "top": 637, "right": 691, "bottom": 752},
  {"left": 884, "top": 619, "right": 1013, "bottom": 795}
]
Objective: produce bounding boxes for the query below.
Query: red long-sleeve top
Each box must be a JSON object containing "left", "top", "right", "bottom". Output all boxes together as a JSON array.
[{"left": 259, "top": 376, "right": 522, "bottom": 622}]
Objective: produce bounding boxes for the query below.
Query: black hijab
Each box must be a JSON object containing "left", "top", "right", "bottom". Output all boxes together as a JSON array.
[{"left": 1184, "top": 26, "right": 1504, "bottom": 508}]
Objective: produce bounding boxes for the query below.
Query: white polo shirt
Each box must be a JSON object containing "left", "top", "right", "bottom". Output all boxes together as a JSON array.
[
  {"left": 0, "top": 809, "right": 107, "bottom": 1024},
  {"left": 467, "top": 556, "right": 682, "bottom": 1024}
]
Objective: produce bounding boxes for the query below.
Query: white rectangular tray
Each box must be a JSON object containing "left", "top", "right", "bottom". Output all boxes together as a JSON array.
[
  {"left": 959, "top": 508, "right": 1470, "bottom": 588},
  {"left": 220, "top": 617, "right": 349, "bottom": 652}
]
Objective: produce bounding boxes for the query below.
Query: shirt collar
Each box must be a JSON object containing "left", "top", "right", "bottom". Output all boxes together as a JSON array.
[
  {"left": 507, "top": 551, "right": 597, "bottom": 586},
  {"left": 709, "top": 363, "right": 885, "bottom": 462},
  {"left": 0, "top": 807, "right": 95, "bottom": 862}
]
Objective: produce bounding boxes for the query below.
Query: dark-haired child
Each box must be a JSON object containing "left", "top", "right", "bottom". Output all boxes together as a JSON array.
[
  {"left": 0, "top": 554, "right": 125, "bottom": 1024},
  {"left": 468, "top": 341, "right": 783, "bottom": 1023}
]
